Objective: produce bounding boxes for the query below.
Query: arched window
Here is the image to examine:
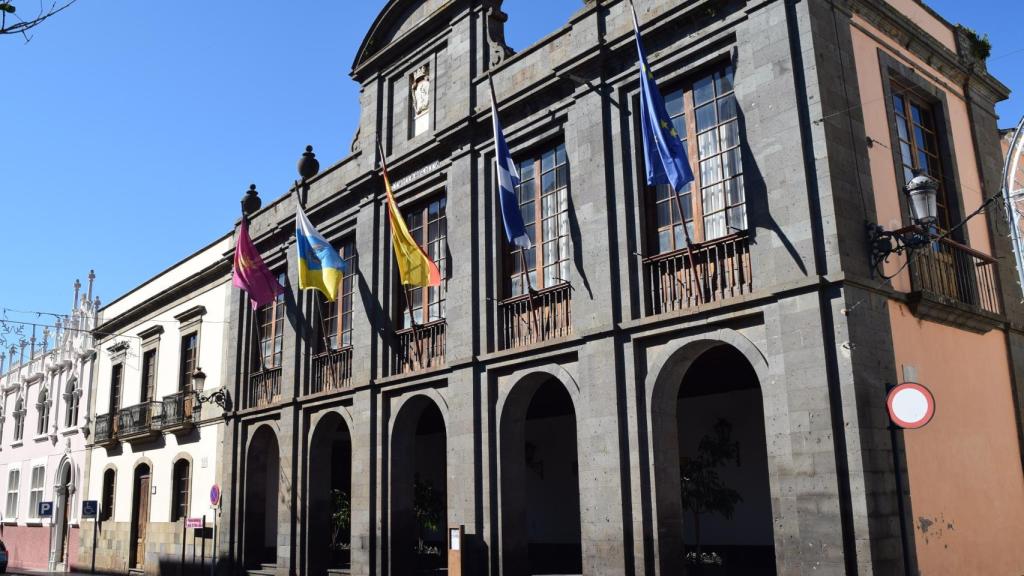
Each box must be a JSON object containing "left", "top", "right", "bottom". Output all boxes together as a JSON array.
[
  {"left": 171, "top": 459, "right": 190, "bottom": 521},
  {"left": 64, "top": 378, "right": 80, "bottom": 428},
  {"left": 100, "top": 469, "right": 115, "bottom": 521},
  {"left": 13, "top": 398, "right": 25, "bottom": 442},
  {"left": 36, "top": 388, "right": 50, "bottom": 436}
]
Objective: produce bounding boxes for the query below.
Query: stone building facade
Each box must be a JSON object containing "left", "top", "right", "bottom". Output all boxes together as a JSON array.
[
  {"left": 0, "top": 274, "right": 98, "bottom": 572},
  {"left": 77, "top": 236, "right": 232, "bottom": 575},
  {"left": 214, "top": 1, "right": 1023, "bottom": 576}
]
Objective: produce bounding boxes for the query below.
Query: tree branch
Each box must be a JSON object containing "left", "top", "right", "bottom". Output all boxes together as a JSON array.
[{"left": 0, "top": 0, "right": 78, "bottom": 42}]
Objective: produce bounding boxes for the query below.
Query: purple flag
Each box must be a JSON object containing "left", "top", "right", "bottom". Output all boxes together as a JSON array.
[{"left": 233, "top": 220, "right": 284, "bottom": 309}]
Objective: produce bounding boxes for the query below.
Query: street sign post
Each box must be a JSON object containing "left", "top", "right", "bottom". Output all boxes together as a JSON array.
[
  {"left": 38, "top": 501, "right": 53, "bottom": 518},
  {"left": 886, "top": 382, "right": 936, "bottom": 429},
  {"left": 186, "top": 517, "right": 204, "bottom": 529},
  {"left": 210, "top": 484, "right": 221, "bottom": 507}
]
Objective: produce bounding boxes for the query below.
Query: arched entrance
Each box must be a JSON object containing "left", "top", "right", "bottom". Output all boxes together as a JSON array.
[
  {"left": 128, "top": 463, "right": 152, "bottom": 570},
  {"left": 49, "top": 460, "right": 73, "bottom": 570},
  {"left": 500, "top": 376, "right": 583, "bottom": 576},
  {"left": 650, "top": 341, "right": 776, "bottom": 575},
  {"left": 389, "top": 396, "right": 447, "bottom": 576},
  {"left": 308, "top": 412, "right": 353, "bottom": 575},
  {"left": 245, "top": 426, "right": 280, "bottom": 569}
]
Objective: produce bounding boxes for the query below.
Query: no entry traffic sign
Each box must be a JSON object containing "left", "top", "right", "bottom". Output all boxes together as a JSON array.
[{"left": 887, "top": 382, "right": 935, "bottom": 429}]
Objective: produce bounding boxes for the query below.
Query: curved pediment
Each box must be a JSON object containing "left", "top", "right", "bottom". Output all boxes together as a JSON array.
[{"left": 352, "top": 0, "right": 455, "bottom": 74}]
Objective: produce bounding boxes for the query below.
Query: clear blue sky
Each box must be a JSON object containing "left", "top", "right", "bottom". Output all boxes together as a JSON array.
[{"left": 1, "top": 0, "right": 1021, "bottom": 319}]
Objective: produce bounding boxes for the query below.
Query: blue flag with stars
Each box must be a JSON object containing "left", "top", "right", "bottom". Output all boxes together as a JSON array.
[{"left": 631, "top": 4, "right": 694, "bottom": 193}]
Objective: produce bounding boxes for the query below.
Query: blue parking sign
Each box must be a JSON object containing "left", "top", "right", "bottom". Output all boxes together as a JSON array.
[
  {"left": 82, "top": 500, "right": 98, "bottom": 518},
  {"left": 38, "top": 501, "right": 53, "bottom": 517}
]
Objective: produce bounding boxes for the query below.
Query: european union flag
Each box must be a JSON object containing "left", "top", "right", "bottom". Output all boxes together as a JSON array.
[{"left": 631, "top": 5, "right": 694, "bottom": 193}]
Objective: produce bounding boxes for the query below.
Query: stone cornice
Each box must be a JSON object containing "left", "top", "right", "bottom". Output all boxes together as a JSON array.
[{"left": 850, "top": 0, "right": 1009, "bottom": 103}]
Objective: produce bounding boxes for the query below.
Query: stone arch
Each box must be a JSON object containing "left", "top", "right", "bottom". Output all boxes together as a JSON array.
[
  {"left": 169, "top": 454, "right": 193, "bottom": 521},
  {"left": 244, "top": 424, "right": 281, "bottom": 569},
  {"left": 307, "top": 409, "right": 354, "bottom": 575},
  {"left": 497, "top": 370, "right": 583, "bottom": 576},
  {"left": 644, "top": 329, "right": 773, "bottom": 576},
  {"left": 128, "top": 460, "right": 154, "bottom": 569},
  {"left": 388, "top": 391, "right": 449, "bottom": 576},
  {"left": 50, "top": 456, "right": 75, "bottom": 569}
]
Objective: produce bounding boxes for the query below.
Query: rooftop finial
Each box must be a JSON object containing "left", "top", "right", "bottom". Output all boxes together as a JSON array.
[
  {"left": 73, "top": 278, "right": 81, "bottom": 311},
  {"left": 87, "top": 269, "right": 95, "bottom": 303}
]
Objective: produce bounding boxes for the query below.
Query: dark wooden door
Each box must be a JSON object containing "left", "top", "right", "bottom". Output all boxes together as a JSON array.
[{"left": 134, "top": 474, "right": 151, "bottom": 568}]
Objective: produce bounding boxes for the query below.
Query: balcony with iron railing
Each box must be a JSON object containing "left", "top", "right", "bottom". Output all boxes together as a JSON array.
[
  {"left": 160, "top": 391, "right": 197, "bottom": 433},
  {"left": 93, "top": 413, "right": 117, "bottom": 446},
  {"left": 394, "top": 320, "right": 446, "bottom": 375},
  {"left": 498, "top": 283, "right": 573, "bottom": 350},
  {"left": 644, "top": 233, "right": 752, "bottom": 316},
  {"left": 311, "top": 347, "right": 353, "bottom": 394},
  {"left": 246, "top": 367, "right": 282, "bottom": 409},
  {"left": 117, "top": 401, "right": 161, "bottom": 443},
  {"left": 907, "top": 232, "right": 1001, "bottom": 325}
]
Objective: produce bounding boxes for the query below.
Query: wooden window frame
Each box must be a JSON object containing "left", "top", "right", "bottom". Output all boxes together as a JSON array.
[
  {"left": 890, "top": 80, "right": 955, "bottom": 232},
  {"left": 28, "top": 465, "right": 44, "bottom": 519},
  {"left": 35, "top": 389, "right": 49, "bottom": 437},
  {"left": 109, "top": 363, "right": 124, "bottom": 415},
  {"left": 140, "top": 349, "right": 157, "bottom": 404},
  {"left": 170, "top": 459, "right": 190, "bottom": 522},
  {"left": 397, "top": 194, "right": 447, "bottom": 328},
  {"left": 100, "top": 469, "right": 116, "bottom": 521},
  {"left": 505, "top": 142, "right": 571, "bottom": 297},
  {"left": 644, "top": 64, "right": 746, "bottom": 255},
  {"left": 255, "top": 272, "right": 286, "bottom": 370},
  {"left": 5, "top": 468, "right": 19, "bottom": 519},
  {"left": 178, "top": 333, "right": 198, "bottom": 394},
  {"left": 319, "top": 238, "right": 358, "bottom": 351}
]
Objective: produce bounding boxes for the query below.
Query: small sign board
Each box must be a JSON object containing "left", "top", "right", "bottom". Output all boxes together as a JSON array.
[
  {"left": 81, "top": 500, "right": 98, "bottom": 519},
  {"left": 887, "top": 382, "right": 936, "bottom": 429},
  {"left": 210, "top": 484, "right": 221, "bottom": 507},
  {"left": 186, "top": 517, "right": 204, "bottom": 529},
  {"left": 449, "top": 528, "right": 460, "bottom": 551},
  {"left": 37, "top": 501, "right": 53, "bottom": 518}
]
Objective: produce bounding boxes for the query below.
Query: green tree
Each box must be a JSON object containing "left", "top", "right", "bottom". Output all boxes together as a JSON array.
[
  {"left": 330, "top": 488, "right": 350, "bottom": 552},
  {"left": 413, "top": 475, "right": 442, "bottom": 556},
  {"left": 680, "top": 418, "right": 743, "bottom": 565}
]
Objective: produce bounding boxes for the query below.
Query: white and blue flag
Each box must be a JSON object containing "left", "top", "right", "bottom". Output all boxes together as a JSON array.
[{"left": 490, "top": 85, "right": 532, "bottom": 250}]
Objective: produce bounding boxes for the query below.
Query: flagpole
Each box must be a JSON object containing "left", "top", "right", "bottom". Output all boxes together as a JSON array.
[
  {"left": 629, "top": 0, "right": 704, "bottom": 306},
  {"left": 670, "top": 189, "right": 705, "bottom": 306},
  {"left": 490, "top": 75, "right": 543, "bottom": 343},
  {"left": 377, "top": 139, "right": 428, "bottom": 370}
]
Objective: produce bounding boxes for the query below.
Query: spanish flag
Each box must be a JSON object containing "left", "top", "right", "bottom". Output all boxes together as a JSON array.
[
  {"left": 295, "top": 205, "right": 347, "bottom": 301},
  {"left": 380, "top": 145, "right": 441, "bottom": 288}
]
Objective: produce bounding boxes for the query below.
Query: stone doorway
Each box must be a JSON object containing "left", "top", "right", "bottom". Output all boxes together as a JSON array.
[
  {"left": 500, "top": 376, "right": 583, "bottom": 576},
  {"left": 245, "top": 426, "right": 280, "bottom": 569},
  {"left": 308, "top": 412, "right": 353, "bottom": 575},
  {"left": 389, "top": 396, "right": 447, "bottom": 576}
]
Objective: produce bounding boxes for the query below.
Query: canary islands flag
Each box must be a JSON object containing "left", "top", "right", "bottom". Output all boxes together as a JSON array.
[
  {"left": 295, "top": 206, "right": 347, "bottom": 301},
  {"left": 631, "top": 3, "right": 694, "bottom": 193},
  {"left": 379, "top": 143, "right": 441, "bottom": 288}
]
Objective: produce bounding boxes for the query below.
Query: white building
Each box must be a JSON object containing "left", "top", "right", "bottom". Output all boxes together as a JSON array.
[
  {"left": 0, "top": 273, "right": 99, "bottom": 572},
  {"left": 80, "top": 234, "right": 232, "bottom": 574}
]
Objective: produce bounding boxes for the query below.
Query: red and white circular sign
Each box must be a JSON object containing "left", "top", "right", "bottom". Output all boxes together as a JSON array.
[{"left": 886, "top": 382, "right": 935, "bottom": 429}]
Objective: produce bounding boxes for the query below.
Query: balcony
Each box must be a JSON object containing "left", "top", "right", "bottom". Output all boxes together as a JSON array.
[
  {"left": 498, "top": 283, "right": 573, "bottom": 350},
  {"left": 644, "top": 233, "right": 752, "bottom": 316},
  {"left": 394, "top": 319, "right": 446, "bottom": 374},
  {"left": 160, "top": 391, "right": 196, "bottom": 434},
  {"left": 117, "top": 401, "right": 161, "bottom": 443},
  {"left": 311, "top": 347, "right": 353, "bottom": 394},
  {"left": 93, "top": 413, "right": 117, "bottom": 446},
  {"left": 247, "top": 367, "right": 282, "bottom": 409},
  {"left": 907, "top": 234, "right": 1001, "bottom": 328}
]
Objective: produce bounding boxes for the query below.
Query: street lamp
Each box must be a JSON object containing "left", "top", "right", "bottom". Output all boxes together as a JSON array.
[
  {"left": 190, "top": 367, "right": 231, "bottom": 412},
  {"left": 867, "top": 170, "right": 940, "bottom": 277}
]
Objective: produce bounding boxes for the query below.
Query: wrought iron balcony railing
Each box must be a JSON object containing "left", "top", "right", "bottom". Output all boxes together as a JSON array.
[
  {"left": 160, "top": 391, "right": 196, "bottom": 431},
  {"left": 247, "top": 367, "right": 282, "bottom": 409},
  {"left": 498, "top": 283, "right": 573, "bottom": 350},
  {"left": 311, "top": 347, "right": 353, "bottom": 394},
  {"left": 394, "top": 320, "right": 446, "bottom": 374},
  {"left": 908, "top": 234, "right": 1001, "bottom": 315},
  {"left": 94, "top": 413, "right": 116, "bottom": 445},
  {"left": 644, "top": 233, "right": 752, "bottom": 316},
  {"left": 117, "top": 401, "right": 161, "bottom": 441}
]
